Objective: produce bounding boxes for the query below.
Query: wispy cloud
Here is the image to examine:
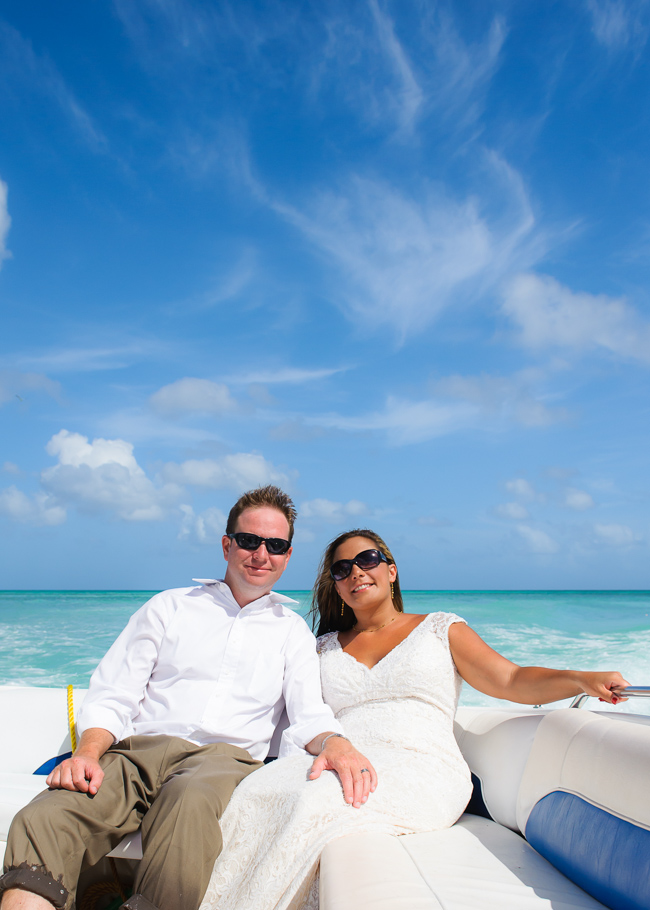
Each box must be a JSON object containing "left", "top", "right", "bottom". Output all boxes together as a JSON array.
[
  {"left": 0, "top": 370, "right": 61, "bottom": 406},
  {"left": 161, "top": 453, "right": 291, "bottom": 491},
  {"left": 502, "top": 272, "right": 650, "bottom": 363},
  {"left": 0, "top": 179, "right": 11, "bottom": 268},
  {"left": 433, "top": 370, "right": 567, "bottom": 428},
  {"left": 15, "top": 342, "right": 167, "bottom": 374},
  {"left": 273, "top": 158, "right": 539, "bottom": 339},
  {"left": 0, "top": 20, "right": 108, "bottom": 152},
  {"left": 0, "top": 486, "right": 65, "bottom": 526},
  {"left": 229, "top": 367, "right": 347, "bottom": 385},
  {"left": 301, "top": 498, "right": 369, "bottom": 524},
  {"left": 178, "top": 504, "right": 228, "bottom": 545},
  {"left": 517, "top": 524, "right": 559, "bottom": 554},
  {"left": 299, "top": 366, "right": 566, "bottom": 446},
  {"left": 366, "top": 0, "right": 424, "bottom": 135},
  {"left": 317, "top": 3, "right": 505, "bottom": 139},
  {"left": 150, "top": 378, "right": 238, "bottom": 418},
  {"left": 564, "top": 488, "right": 595, "bottom": 510},
  {"left": 586, "top": 0, "right": 648, "bottom": 51},
  {"left": 593, "top": 522, "right": 642, "bottom": 547}
]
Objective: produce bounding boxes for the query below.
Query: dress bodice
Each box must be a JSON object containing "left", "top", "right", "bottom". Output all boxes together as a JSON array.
[{"left": 317, "top": 612, "right": 466, "bottom": 760}]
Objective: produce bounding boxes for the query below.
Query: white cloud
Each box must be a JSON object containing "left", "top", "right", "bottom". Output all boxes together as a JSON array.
[
  {"left": 301, "top": 365, "right": 566, "bottom": 446},
  {"left": 565, "top": 488, "right": 595, "bottom": 511},
  {"left": 594, "top": 523, "right": 640, "bottom": 547},
  {"left": 162, "top": 453, "right": 290, "bottom": 492},
  {"left": 0, "top": 179, "right": 11, "bottom": 268},
  {"left": 496, "top": 502, "right": 529, "bottom": 520},
  {"left": 150, "top": 378, "right": 237, "bottom": 417},
  {"left": 586, "top": 0, "right": 646, "bottom": 49},
  {"left": 230, "top": 367, "right": 346, "bottom": 385},
  {"left": 517, "top": 525, "right": 559, "bottom": 554},
  {"left": 18, "top": 342, "right": 165, "bottom": 374},
  {"left": 505, "top": 478, "right": 537, "bottom": 501},
  {"left": 502, "top": 273, "right": 650, "bottom": 363},
  {"left": 318, "top": 4, "right": 504, "bottom": 139},
  {"left": 178, "top": 504, "right": 228, "bottom": 545},
  {"left": 0, "top": 371, "right": 61, "bottom": 406},
  {"left": 273, "top": 159, "right": 538, "bottom": 339},
  {"left": 310, "top": 396, "right": 479, "bottom": 445},
  {"left": 0, "top": 486, "right": 66, "bottom": 526},
  {"left": 417, "top": 515, "right": 452, "bottom": 527},
  {"left": 301, "top": 498, "right": 369, "bottom": 524},
  {"left": 0, "top": 22, "right": 107, "bottom": 152},
  {"left": 41, "top": 430, "right": 181, "bottom": 521},
  {"left": 3, "top": 462, "right": 21, "bottom": 475},
  {"left": 367, "top": 0, "right": 424, "bottom": 135},
  {"left": 435, "top": 371, "right": 567, "bottom": 428}
]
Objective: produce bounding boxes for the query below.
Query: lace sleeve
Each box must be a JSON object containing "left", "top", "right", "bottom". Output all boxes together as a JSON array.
[
  {"left": 316, "top": 631, "right": 339, "bottom": 655},
  {"left": 425, "top": 611, "right": 466, "bottom": 648}
]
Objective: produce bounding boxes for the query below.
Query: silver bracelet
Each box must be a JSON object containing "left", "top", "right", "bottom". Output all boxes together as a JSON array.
[{"left": 320, "top": 732, "right": 348, "bottom": 752}]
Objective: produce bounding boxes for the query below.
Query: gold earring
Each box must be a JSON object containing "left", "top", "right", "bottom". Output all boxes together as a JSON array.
[
  {"left": 390, "top": 581, "right": 394, "bottom": 600},
  {"left": 341, "top": 598, "right": 345, "bottom": 617}
]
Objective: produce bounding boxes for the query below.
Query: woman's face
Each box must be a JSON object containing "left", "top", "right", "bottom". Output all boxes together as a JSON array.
[{"left": 332, "top": 536, "right": 397, "bottom": 610}]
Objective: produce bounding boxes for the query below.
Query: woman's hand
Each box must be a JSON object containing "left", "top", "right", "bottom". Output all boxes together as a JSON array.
[{"left": 574, "top": 671, "right": 630, "bottom": 704}]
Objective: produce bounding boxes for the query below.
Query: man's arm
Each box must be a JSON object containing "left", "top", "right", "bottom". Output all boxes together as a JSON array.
[
  {"left": 279, "top": 620, "right": 378, "bottom": 808},
  {"left": 305, "top": 731, "right": 377, "bottom": 809},
  {"left": 45, "top": 727, "right": 114, "bottom": 794}
]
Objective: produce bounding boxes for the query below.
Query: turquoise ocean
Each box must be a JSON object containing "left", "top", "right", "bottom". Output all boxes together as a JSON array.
[{"left": 1, "top": 590, "right": 649, "bottom": 713}]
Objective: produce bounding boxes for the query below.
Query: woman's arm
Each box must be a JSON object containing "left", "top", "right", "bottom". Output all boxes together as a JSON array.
[{"left": 448, "top": 622, "right": 629, "bottom": 705}]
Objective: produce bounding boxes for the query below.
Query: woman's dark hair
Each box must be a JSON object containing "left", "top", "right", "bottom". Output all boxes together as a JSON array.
[{"left": 310, "top": 529, "right": 404, "bottom": 636}]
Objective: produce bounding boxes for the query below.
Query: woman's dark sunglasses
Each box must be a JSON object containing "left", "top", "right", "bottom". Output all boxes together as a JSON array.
[
  {"left": 330, "top": 549, "right": 389, "bottom": 581},
  {"left": 227, "top": 532, "right": 291, "bottom": 555}
]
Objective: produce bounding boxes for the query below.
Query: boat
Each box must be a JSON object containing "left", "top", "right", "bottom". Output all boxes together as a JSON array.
[{"left": 1, "top": 685, "right": 649, "bottom": 909}]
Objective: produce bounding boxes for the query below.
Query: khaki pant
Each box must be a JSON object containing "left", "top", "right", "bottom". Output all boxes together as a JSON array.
[{"left": 0, "top": 735, "right": 262, "bottom": 910}]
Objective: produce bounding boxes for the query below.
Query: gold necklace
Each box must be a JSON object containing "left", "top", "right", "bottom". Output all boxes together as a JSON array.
[{"left": 353, "top": 615, "right": 398, "bottom": 634}]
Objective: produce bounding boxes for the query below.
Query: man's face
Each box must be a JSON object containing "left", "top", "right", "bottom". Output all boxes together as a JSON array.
[{"left": 222, "top": 506, "right": 293, "bottom": 601}]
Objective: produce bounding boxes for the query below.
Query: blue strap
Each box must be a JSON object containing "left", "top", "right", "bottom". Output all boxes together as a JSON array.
[{"left": 33, "top": 752, "right": 72, "bottom": 775}]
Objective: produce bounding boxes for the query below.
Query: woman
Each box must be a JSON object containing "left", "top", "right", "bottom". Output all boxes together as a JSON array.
[{"left": 199, "top": 529, "right": 628, "bottom": 910}]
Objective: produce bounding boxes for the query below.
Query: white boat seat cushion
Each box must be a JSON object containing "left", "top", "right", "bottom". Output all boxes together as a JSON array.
[
  {"left": 517, "top": 709, "right": 650, "bottom": 910},
  {"left": 320, "top": 817, "right": 608, "bottom": 910}
]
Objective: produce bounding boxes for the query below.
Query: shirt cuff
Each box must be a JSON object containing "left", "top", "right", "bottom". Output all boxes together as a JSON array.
[{"left": 76, "top": 705, "right": 126, "bottom": 744}]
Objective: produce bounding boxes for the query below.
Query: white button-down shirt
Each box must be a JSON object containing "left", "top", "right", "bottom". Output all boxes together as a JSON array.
[{"left": 77, "top": 580, "right": 342, "bottom": 760}]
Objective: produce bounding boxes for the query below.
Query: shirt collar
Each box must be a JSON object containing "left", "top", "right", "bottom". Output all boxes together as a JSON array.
[{"left": 192, "top": 578, "right": 299, "bottom": 610}]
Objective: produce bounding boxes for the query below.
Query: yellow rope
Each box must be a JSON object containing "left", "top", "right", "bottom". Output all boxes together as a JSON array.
[{"left": 67, "top": 683, "right": 77, "bottom": 752}]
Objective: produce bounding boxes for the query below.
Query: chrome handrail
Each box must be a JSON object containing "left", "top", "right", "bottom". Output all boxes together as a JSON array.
[{"left": 570, "top": 686, "right": 650, "bottom": 709}]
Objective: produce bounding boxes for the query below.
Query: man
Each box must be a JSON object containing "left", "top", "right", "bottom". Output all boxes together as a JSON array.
[{"left": 0, "top": 486, "right": 375, "bottom": 910}]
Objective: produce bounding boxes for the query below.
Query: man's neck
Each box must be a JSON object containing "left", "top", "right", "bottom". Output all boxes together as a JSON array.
[{"left": 223, "top": 573, "right": 273, "bottom": 609}]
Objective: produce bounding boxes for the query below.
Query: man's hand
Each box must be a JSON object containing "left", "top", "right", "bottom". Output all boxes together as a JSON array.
[
  {"left": 306, "top": 734, "right": 377, "bottom": 808},
  {"left": 46, "top": 727, "right": 114, "bottom": 795}
]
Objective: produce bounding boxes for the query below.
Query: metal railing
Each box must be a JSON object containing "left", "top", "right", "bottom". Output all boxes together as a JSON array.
[{"left": 570, "top": 686, "right": 650, "bottom": 709}]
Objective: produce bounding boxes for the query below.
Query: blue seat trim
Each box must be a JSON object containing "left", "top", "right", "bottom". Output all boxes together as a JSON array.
[
  {"left": 33, "top": 752, "right": 72, "bottom": 775},
  {"left": 465, "top": 772, "right": 492, "bottom": 820},
  {"left": 526, "top": 791, "right": 650, "bottom": 910}
]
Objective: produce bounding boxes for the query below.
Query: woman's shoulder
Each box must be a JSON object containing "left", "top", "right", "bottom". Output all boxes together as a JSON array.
[
  {"left": 316, "top": 630, "right": 340, "bottom": 654},
  {"left": 418, "top": 611, "right": 467, "bottom": 637}
]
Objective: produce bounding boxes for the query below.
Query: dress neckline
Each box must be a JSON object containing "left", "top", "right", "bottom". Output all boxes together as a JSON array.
[{"left": 333, "top": 612, "right": 433, "bottom": 671}]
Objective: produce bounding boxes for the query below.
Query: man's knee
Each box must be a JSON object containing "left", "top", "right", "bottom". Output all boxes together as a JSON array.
[{"left": 158, "top": 771, "right": 225, "bottom": 816}]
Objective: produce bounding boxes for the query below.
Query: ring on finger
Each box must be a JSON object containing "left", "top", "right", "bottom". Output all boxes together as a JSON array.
[{"left": 360, "top": 768, "right": 370, "bottom": 773}]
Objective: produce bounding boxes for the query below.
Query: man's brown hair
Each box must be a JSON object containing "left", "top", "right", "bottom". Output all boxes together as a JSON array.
[{"left": 226, "top": 485, "right": 297, "bottom": 542}]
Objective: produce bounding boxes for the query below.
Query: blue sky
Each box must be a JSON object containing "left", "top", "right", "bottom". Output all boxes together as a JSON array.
[{"left": 1, "top": 0, "right": 649, "bottom": 590}]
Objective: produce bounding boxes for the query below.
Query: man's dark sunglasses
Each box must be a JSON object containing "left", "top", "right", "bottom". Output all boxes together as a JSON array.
[
  {"left": 330, "top": 548, "right": 389, "bottom": 581},
  {"left": 227, "top": 532, "right": 291, "bottom": 555}
]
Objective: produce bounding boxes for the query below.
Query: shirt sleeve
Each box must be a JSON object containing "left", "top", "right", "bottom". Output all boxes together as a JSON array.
[
  {"left": 278, "top": 617, "right": 344, "bottom": 757},
  {"left": 77, "top": 592, "right": 173, "bottom": 743}
]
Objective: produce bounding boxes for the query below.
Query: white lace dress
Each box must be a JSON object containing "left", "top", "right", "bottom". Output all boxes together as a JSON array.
[{"left": 199, "top": 612, "right": 472, "bottom": 910}]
